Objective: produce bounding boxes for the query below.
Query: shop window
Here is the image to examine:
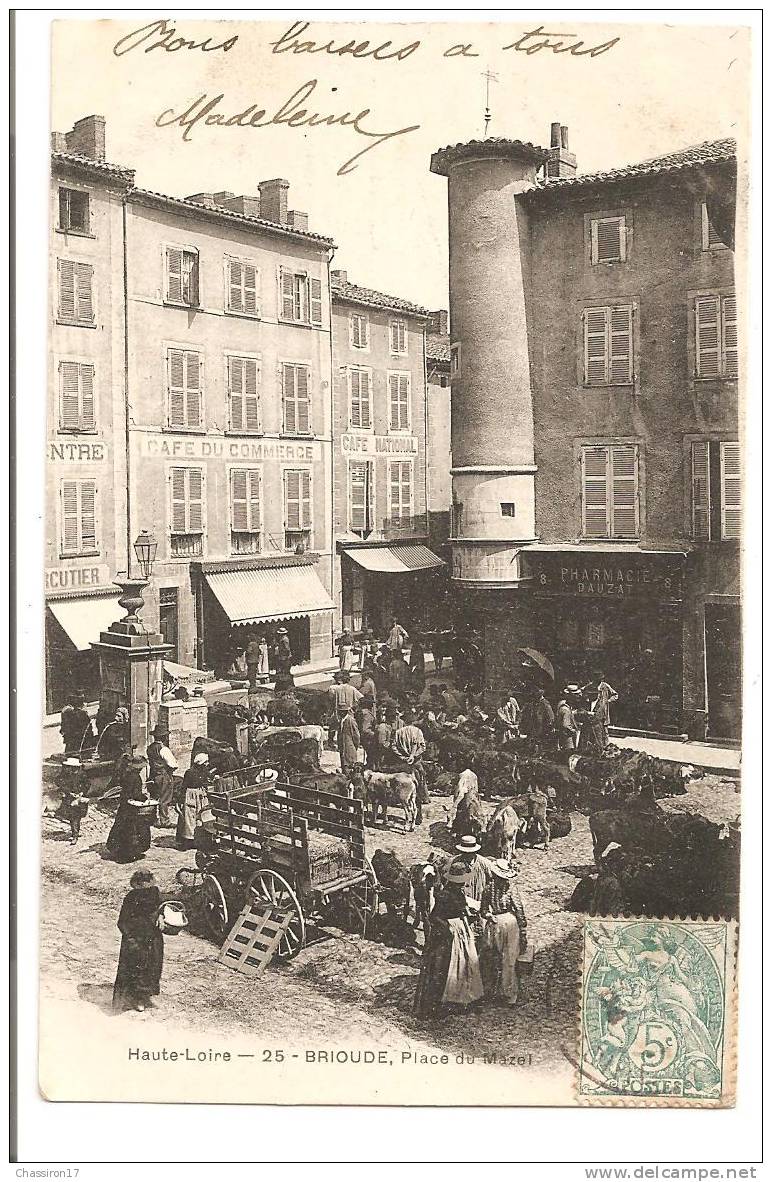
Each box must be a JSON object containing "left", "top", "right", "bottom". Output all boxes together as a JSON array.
[
  {"left": 60, "top": 478, "right": 98, "bottom": 556},
  {"left": 167, "top": 348, "right": 203, "bottom": 430},
  {"left": 348, "top": 367, "right": 372, "bottom": 430},
  {"left": 691, "top": 440, "right": 741, "bottom": 541},
  {"left": 57, "top": 259, "right": 94, "bottom": 326},
  {"left": 581, "top": 444, "right": 640, "bottom": 539},
  {"left": 226, "top": 257, "right": 259, "bottom": 317},
  {"left": 583, "top": 304, "right": 634, "bottom": 385},
  {"left": 390, "top": 319, "right": 407, "bottom": 355},
  {"left": 58, "top": 187, "right": 90, "bottom": 234},
  {"left": 282, "top": 363, "right": 311, "bottom": 435},
  {"left": 59, "top": 361, "right": 95, "bottom": 433},
  {"left": 165, "top": 246, "right": 199, "bottom": 308},
  {"left": 169, "top": 467, "right": 204, "bottom": 557},
  {"left": 284, "top": 469, "right": 312, "bottom": 551},
  {"left": 590, "top": 216, "right": 626, "bottom": 264},
  {"left": 228, "top": 356, "right": 261, "bottom": 433},
  {"left": 279, "top": 268, "right": 322, "bottom": 326},
  {"left": 388, "top": 372, "right": 410, "bottom": 431},
  {"left": 230, "top": 468, "right": 262, "bottom": 554},
  {"left": 349, "top": 460, "right": 374, "bottom": 537},
  {"left": 350, "top": 312, "right": 369, "bottom": 349},
  {"left": 694, "top": 293, "right": 737, "bottom": 378},
  {"left": 389, "top": 460, "right": 413, "bottom": 527}
]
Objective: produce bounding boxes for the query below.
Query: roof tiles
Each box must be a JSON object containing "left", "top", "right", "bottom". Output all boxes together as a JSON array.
[{"left": 331, "top": 278, "right": 427, "bottom": 317}]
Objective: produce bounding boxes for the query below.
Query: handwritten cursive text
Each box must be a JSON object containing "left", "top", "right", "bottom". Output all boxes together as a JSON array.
[
  {"left": 502, "top": 25, "right": 620, "bottom": 57},
  {"left": 113, "top": 19, "right": 239, "bottom": 58},
  {"left": 269, "top": 20, "right": 420, "bottom": 62}
]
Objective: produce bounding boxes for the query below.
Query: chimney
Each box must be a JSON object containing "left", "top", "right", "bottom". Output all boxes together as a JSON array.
[
  {"left": 51, "top": 131, "right": 67, "bottom": 153},
  {"left": 64, "top": 115, "right": 106, "bottom": 162},
  {"left": 258, "top": 178, "right": 289, "bottom": 225},
  {"left": 287, "top": 210, "right": 309, "bottom": 232},
  {"left": 331, "top": 269, "right": 347, "bottom": 285},
  {"left": 547, "top": 122, "right": 577, "bottom": 179},
  {"left": 212, "top": 191, "right": 235, "bottom": 205},
  {"left": 427, "top": 309, "right": 449, "bottom": 336},
  {"left": 186, "top": 192, "right": 217, "bottom": 209},
  {"left": 219, "top": 194, "right": 261, "bottom": 218}
]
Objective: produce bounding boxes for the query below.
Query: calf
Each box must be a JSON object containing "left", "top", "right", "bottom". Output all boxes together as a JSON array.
[
  {"left": 410, "top": 853, "right": 448, "bottom": 930},
  {"left": 363, "top": 770, "right": 418, "bottom": 832},
  {"left": 483, "top": 798, "right": 521, "bottom": 860},
  {"left": 371, "top": 848, "right": 411, "bottom": 920}
]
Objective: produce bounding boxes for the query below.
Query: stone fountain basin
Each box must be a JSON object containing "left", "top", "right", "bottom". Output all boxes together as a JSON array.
[{"left": 42, "top": 754, "right": 118, "bottom": 798}]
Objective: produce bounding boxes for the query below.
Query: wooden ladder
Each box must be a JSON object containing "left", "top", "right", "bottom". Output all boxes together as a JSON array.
[{"left": 218, "top": 904, "right": 293, "bottom": 977}]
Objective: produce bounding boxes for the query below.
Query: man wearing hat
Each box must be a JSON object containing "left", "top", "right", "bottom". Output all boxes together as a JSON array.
[
  {"left": 146, "top": 724, "right": 178, "bottom": 827},
  {"left": 448, "top": 834, "right": 493, "bottom": 906},
  {"left": 327, "top": 669, "right": 362, "bottom": 748},
  {"left": 274, "top": 627, "right": 293, "bottom": 676},
  {"left": 557, "top": 687, "right": 581, "bottom": 750}
]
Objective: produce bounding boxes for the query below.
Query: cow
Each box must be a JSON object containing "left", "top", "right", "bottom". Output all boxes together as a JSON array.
[
  {"left": 589, "top": 806, "right": 667, "bottom": 868},
  {"left": 360, "top": 769, "right": 418, "bottom": 832},
  {"left": 449, "top": 770, "right": 487, "bottom": 838},
  {"left": 483, "top": 797, "right": 521, "bottom": 860},
  {"left": 371, "top": 848, "right": 411, "bottom": 920}
]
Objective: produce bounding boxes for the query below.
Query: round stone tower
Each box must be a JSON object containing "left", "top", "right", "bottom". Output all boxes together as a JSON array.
[{"left": 430, "top": 138, "right": 547, "bottom": 586}]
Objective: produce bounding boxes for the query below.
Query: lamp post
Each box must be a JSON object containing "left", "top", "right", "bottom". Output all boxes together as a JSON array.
[{"left": 114, "top": 529, "right": 159, "bottom": 632}]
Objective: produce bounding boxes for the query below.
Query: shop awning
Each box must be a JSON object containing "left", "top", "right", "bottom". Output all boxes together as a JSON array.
[
  {"left": 205, "top": 564, "right": 334, "bottom": 625},
  {"left": 48, "top": 594, "right": 123, "bottom": 651},
  {"left": 344, "top": 544, "right": 445, "bottom": 574}
]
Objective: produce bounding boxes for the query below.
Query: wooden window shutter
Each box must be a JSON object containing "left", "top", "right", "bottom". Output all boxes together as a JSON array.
[
  {"left": 695, "top": 295, "right": 721, "bottom": 378},
  {"left": 310, "top": 277, "right": 322, "bottom": 325},
  {"left": 61, "top": 480, "right": 80, "bottom": 553},
  {"left": 168, "top": 349, "right": 186, "bottom": 427},
  {"left": 185, "top": 352, "right": 202, "bottom": 427},
  {"left": 244, "top": 358, "right": 260, "bottom": 431},
  {"left": 720, "top": 441, "right": 741, "bottom": 539},
  {"left": 244, "top": 264, "right": 258, "bottom": 316},
  {"left": 58, "top": 189, "right": 69, "bottom": 230},
  {"left": 582, "top": 446, "right": 609, "bottom": 537},
  {"left": 167, "top": 248, "right": 183, "bottom": 303},
  {"left": 181, "top": 251, "right": 198, "bottom": 306},
  {"left": 350, "top": 462, "right": 367, "bottom": 531},
  {"left": 59, "top": 362, "right": 82, "bottom": 431},
  {"left": 75, "top": 264, "right": 94, "bottom": 323},
  {"left": 592, "top": 217, "right": 625, "bottom": 264},
  {"left": 229, "top": 356, "right": 245, "bottom": 431},
  {"left": 80, "top": 481, "right": 97, "bottom": 551},
  {"left": 300, "top": 470, "right": 311, "bottom": 528},
  {"left": 691, "top": 441, "right": 711, "bottom": 539},
  {"left": 702, "top": 203, "right": 724, "bottom": 250},
  {"left": 361, "top": 371, "right": 371, "bottom": 429},
  {"left": 722, "top": 295, "right": 738, "bottom": 378},
  {"left": 170, "top": 468, "right": 188, "bottom": 532},
  {"left": 610, "top": 445, "right": 638, "bottom": 537},
  {"left": 349, "top": 369, "right": 362, "bottom": 429},
  {"left": 282, "top": 365, "right": 296, "bottom": 434},
  {"left": 248, "top": 469, "right": 261, "bottom": 533},
  {"left": 296, "top": 366, "right": 310, "bottom": 433},
  {"left": 584, "top": 308, "right": 609, "bottom": 385},
  {"left": 280, "top": 268, "right": 295, "bottom": 320},
  {"left": 58, "top": 259, "right": 76, "bottom": 321},
  {"left": 285, "top": 470, "right": 300, "bottom": 529},
  {"left": 228, "top": 259, "right": 243, "bottom": 313},
  {"left": 231, "top": 468, "right": 249, "bottom": 531},
  {"left": 609, "top": 305, "right": 633, "bottom": 384},
  {"left": 188, "top": 468, "right": 204, "bottom": 533},
  {"left": 389, "top": 374, "right": 400, "bottom": 427},
  {"left": 79, "top": 364, "right": 95, "bottom": 430}
]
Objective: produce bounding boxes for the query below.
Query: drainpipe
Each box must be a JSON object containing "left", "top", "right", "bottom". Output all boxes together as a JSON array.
[
  {"left": 326, "top": 245, "right": 336, "bottom": 657},
  {"left": 122, "top": 194, "right": 131, "bottom": 575}
]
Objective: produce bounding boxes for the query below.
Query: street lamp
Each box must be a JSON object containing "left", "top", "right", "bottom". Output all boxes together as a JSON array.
[
  {"left": 134, "top": 529, "right": 158, "bottom": 580},
  {"left": 114, "top": 528, "right": 158, "bottom": 632}
]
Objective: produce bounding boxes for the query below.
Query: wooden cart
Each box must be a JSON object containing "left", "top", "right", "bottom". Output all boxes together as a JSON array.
[{"left": 195, "top": 767, "right": 379, "bottom": 961}]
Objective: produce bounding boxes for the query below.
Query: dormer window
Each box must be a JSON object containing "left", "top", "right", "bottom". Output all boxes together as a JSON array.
[
  {"left": 58, "top": 187, "right": 90, "bottom": 234},
  {"left": 591, "top": 216, "right": 626, "bottom": 265}
]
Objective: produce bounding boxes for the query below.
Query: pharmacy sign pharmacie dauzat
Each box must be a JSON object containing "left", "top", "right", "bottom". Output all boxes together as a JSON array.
[{"left": 526, "top": 551, "right": 685, "bottom": 602}]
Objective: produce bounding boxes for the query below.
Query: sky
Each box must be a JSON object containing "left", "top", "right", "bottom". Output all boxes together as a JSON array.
[{"left": 51, "top": 15, "right": 751, "bottom": 312}]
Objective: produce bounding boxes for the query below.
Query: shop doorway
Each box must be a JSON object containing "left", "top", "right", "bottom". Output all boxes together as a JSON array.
[
  {"left": 705, "top": 604, "right": 742, "bottom": 740},
  {"left": 159, "top": 588, "right": 179, "bottom": 663}
]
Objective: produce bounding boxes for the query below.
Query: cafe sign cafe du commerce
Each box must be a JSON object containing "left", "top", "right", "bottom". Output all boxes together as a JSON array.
[{"left": 526, "top": 551, "right": 684, "bottom": 602}]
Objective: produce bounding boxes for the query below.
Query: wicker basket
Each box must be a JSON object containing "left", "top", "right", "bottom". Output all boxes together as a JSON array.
[{"left": 309, "top": 830, "right": 352, "bottom": 886}]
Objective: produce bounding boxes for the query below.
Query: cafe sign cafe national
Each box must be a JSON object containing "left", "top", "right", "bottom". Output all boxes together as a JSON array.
[{"left": 528, "top": 553, "right": 683, "bottom": 601}]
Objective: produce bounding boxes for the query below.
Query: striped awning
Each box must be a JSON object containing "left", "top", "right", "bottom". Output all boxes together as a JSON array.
[
  {"left": 205, "top": 564, "right": 334, "bottom": 625},
  {"left": 48, "top": 594, "right": 123, "bottom": 651},
  {"left": 344, "top": 544, "right": 444, "bottom": 574}
]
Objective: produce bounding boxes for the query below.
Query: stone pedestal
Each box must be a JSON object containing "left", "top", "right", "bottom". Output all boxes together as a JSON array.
[{"left": 157, "top": 698, "right": 209, "bottom": 766}]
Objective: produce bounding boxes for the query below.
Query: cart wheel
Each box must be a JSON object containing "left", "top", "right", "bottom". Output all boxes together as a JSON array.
[
  {"left": 246, "top": 869, "right": 305, "bottom": 961},
  {"left": 200, "top": 873, "right": 229, "bottom": 941}
]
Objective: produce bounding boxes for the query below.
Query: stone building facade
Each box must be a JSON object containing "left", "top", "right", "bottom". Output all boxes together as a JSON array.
[
  {"left": 431, "top": 128, "right": 740, "bottom": 738},
  {"left": 425, "top": 309, "right": 452, "bottom": 553}
]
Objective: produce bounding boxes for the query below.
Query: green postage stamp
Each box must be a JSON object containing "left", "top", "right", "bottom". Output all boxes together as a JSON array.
[{"left": 579, "top": 918, "right": 736, "bottom": 1105}]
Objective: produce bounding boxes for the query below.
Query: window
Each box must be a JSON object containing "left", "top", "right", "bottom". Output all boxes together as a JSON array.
[
  {"left": 500, "top": 502, "right": 516, "bottom": 518},
  {"left": 701, "top": 203, "right": 727, "bottom": 251},
  {"left": 348, "top": 367, "right": 372, "bottom": 430},
  {"left": 279, "top": 268, "right": 322, "bottom": 326},
  {"left": 350, "top": 313, "right": 369, "bottom": 349},
  {"left": 58, "top": 361, "right": 95, "bottom": 432},
  {"left": 226, "top": 257, "right": 259, "bottom": 316},
  {"left": 349, "top": 460, "right": 375, "bottom": 537},
  {"left": 227, "top": 356, "right": 261, "bottom": 433},
  {"left": 58, "top": 188, "right": 90, "bottom": 234},
  {"left": 390, "top": 320, "right": 407, "bottom": 354},
  {"left": 694, "top": 293, "right": 737, "bottom": 378},
  {"left": 169, "top": 467, "right": 204, "bottom": 557},
  {"left": 581, "top": 444, "right": 639, "bottom": 538},
  {"left": 282, "top": 363, "right": 312, "bottom": 435},
  {"left": 60, "top": 479, "right": 97, "bottom": 556},
  {"left": 167, "top": 349, "right": 203, "bottom": 430},
  {"left": 165, "top": 247, "right": 199, "bottom": 307},
  {"left": 389, "top": 461, "right": 413, "bottom": 526},
  {"left": 388, "top": 372, "right": 410, "bottom": 431},
  {"left": 230, "top": 468, "right": 262, "bottom": 554},
  {"left": 284, "top": 469, "right": 312, "bottom": 551},
  {"left": 451, "top": 345, "right": 460, "bottom": 373},
  {"left": 583, "top": 304, "right": 633, "bottom": 386},
  {"left": 57, "top": 259, "right": 94, "bottom": 326},
  {"left": 591, "top": 216, "right": 626, "bottom": 264},
  {"left": 691, "top": 440, "right": 741, "bottom": 541}
]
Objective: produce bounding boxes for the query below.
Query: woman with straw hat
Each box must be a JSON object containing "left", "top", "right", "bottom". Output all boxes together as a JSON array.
[
  {"left": 112, "top": 869, "right": 164, "bottom": 1013},
  {"left": 479, "top": 859, "right": 529, "bottom": 1006},
  {"left": 413, "top": 864, "right": 483, "bottom": 1021}
]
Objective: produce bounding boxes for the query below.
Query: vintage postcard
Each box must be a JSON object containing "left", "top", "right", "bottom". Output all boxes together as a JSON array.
[{"left": 38, "top": 15, "right": 749, "bottom": 1110}]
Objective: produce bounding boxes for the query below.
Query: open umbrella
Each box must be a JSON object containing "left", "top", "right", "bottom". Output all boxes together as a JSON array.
[{"left": 517, "top": 647, "right": 555, "bottom": 680}]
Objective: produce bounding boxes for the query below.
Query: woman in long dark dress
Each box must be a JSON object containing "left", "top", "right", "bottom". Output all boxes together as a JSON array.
[
  {"left": 413, "top": 867, "right": 484, "bottom": 1021},
  {"left": 113, "top": 869, "right": 164, "bottom": 1013},
  {"left": 105, "top": 755, "right": 154, "bottom": 863}
]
